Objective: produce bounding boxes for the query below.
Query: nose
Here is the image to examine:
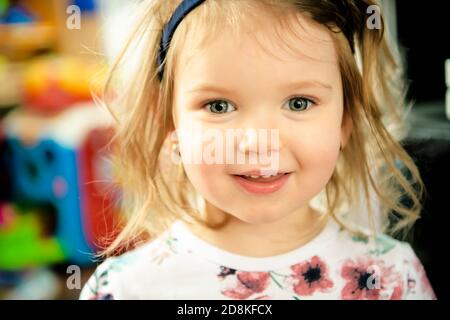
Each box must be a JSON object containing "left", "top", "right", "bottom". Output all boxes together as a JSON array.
[
  {"left": 236, "top": 109, "right": 282, "bottom": 155},
  {"left": 238, "top": 128, "right": 279, "bottom": 154},
  {"left": 236, "top": 127, "right": 281, "bottom": 156},
  {"left": 234, "top": 126, "right": 281, "bottom": 171}
]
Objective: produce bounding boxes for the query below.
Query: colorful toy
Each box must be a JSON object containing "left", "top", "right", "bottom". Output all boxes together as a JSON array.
[
  {"left": 0, "top": 55, "right": 22, "bottom": 108},
  {"left": 72, "top": 0, "right": 97, "bottom": 13},
  {"left": 1, "top": 103, "right": 119, "bottom": 266},
  {"left": 0, "top": 0, "right": 9, "bottom": 18},
  {"left": 23, "top": 55, "right": 105, "bottom": 113},
  {"left": 0, "top": 203, "right": 65, "bottom": 270},
  {"left": 0, "top": 0, "right": 57, "bottom": 60},
  {"left": 1, "top": 2, "right": 34, "bottom": 24}
]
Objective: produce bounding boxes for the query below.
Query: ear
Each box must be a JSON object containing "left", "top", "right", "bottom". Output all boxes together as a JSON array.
[{"left": 340, "top": 111, "right": 353, "bottom": 148}]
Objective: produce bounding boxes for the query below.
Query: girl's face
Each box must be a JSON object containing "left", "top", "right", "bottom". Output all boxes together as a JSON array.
[{"left": 172, "top": 11, "right": 352, "bottom": 224}]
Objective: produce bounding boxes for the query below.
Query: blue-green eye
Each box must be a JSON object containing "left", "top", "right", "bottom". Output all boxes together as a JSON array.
[
  {"left": 205, "top": 100, "right": 236, "bottom": 114},
  {"left": 286, "top": 97, "right": 315, "bottom": 111}
]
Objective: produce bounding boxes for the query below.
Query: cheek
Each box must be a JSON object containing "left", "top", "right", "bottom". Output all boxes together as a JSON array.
[
  {"left": 303, "top": 139, "right": 339, "bottom": 179},
  {"left": 182, "top": 163, "right": 228, "bottom": 198},
  {"left": 287, "top": 122, "right": 341, "bottom": 184}
]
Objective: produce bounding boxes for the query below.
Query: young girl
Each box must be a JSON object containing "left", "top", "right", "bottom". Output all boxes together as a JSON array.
[{"left": 80, "top": 0, "right": 436, "bottom": 300}]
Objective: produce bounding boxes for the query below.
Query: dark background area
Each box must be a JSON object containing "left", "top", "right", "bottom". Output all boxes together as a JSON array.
[
  {"left": 397, "top": 1, "right": 450, "bottom": 103},
  {"left": 396, "top": 1, "right": 450, "bottom": 300}
]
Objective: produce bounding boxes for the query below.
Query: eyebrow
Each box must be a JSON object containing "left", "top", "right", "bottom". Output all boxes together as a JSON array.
[
  {"left": 278, "top": 80, "right": 333, "bottom": 91},
  {"left": 186, "top": 80, "right": 332, "bottom": 94}
]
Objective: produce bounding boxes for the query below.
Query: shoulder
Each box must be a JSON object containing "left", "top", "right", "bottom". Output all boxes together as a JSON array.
[
  {"left": 332, "top": 222, "right": 419, "bottom": 260},
  {"left": 79, "top": 225, "right": 185, "bottom": 300}
]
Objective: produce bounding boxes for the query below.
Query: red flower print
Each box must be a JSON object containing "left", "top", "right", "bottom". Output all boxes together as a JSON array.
[
  {"left": 218, "top": 266, "right": 236, "bottom": 279},
  {"left": 390, "top": 285, "right": 403, "bottom": 300},
  {"left": 219, "top": 270, "right": 270, "bottom": 300},
  {"left": 290, "top": 256, "right": 334, "bottom": 296},
  {"left": 341, "top": 257, "right": 403, "bottom": 300}
]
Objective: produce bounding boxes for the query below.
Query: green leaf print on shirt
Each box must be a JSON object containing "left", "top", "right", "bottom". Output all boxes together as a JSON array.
[
  {"left": 371, "top": 234, "right": 397, "bottom": 255},
  {"left": 351, "top": 232, "right": 397, "bottom": 256},
  {"left": 352, "top": 234, "right": 369, "bottom": 244}
]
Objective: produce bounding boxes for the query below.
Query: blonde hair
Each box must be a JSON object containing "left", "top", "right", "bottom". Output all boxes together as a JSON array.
[{"left": 100, "top": 0, "right": 425, "bottom": 256}]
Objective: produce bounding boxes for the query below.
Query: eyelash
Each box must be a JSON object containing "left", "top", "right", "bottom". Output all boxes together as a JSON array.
[{"left": 202, "top": 96, "right": 317, "bottom": 114}]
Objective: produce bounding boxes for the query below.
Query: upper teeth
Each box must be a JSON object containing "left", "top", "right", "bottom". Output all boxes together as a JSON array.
[{"left": 245, "top": 174, "right": 279, "bottom": 178}]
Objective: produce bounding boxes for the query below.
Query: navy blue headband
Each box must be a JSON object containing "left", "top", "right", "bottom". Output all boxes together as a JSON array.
[{"left": 157, "top": 0, "right": 205, "bottom": 81}]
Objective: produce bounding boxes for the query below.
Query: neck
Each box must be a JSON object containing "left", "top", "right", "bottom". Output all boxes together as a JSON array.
[{"left": 187, "top": 201, "right": 329, "bottom": 258}]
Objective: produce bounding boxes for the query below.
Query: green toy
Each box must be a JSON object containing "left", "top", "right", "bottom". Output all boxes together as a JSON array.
[
  {"left": 0, "top": 0, "right": 9, "bottom": 17},
  {"left": 0, "top": 203, "right": 65, "bottom": 270}
]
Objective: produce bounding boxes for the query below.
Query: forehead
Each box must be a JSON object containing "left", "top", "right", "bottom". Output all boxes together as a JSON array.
[{"left": 174, "top": 9, "right": 339, "bottom": 87}]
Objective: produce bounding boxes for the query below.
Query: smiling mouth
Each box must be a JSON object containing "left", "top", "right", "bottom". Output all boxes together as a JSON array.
[{"left": 231, "top": 172, "right": 292, "bottom": 195}]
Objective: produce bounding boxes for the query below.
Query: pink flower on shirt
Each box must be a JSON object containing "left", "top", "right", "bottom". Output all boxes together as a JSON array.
[
  {"left": 290, "top": 256, "right": 334, "bottom": 296},
  {"left": 341, "top": 256, "right": 403, "bottom": 300},
  {"left": 219, "top": 268, "right": 270, "bottom": 300}
]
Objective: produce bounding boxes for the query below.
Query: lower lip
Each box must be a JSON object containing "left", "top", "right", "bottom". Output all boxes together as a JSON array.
[{"left": 232, "top": 173, "right": 291, "bottom": 195}]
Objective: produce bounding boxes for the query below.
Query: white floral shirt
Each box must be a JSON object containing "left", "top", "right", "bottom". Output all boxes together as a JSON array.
[{"left": 80, "top": 219, "right": 436, "bottom": 300}]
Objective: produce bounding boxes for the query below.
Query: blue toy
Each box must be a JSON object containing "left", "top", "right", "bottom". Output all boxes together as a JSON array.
[
  {"left": 2, "top": 103, "right": 118, "bottom": 266},
  {"left": 0, "top": 1, "right": 34, "bottom": 24},
  {"left": 71, "top": 0, "right": 97, "bottom": 13}
]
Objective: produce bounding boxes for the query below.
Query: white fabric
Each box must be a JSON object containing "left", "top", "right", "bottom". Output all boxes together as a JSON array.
[{"left": 80, "top": 219, "right": 435, "bottom": 300}]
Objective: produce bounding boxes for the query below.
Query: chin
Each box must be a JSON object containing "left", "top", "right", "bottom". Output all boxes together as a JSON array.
[{"left": 232, "top": 207, "right": 289, "bottom": 225}]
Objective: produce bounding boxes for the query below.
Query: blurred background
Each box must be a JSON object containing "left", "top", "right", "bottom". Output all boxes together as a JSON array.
[
  {"left": 0, "top": 0, "right": 449, "bottom": 300},
  {"left": 0, "top": 0, "right": 130, "bottom": 299}
]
